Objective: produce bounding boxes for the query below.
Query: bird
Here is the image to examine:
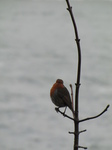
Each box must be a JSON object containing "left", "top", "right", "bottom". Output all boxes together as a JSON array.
[{"left": 50, "top": 79, "right": 74, "bottom": 113}]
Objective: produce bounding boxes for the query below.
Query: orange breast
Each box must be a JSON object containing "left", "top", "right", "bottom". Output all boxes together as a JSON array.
[{"left": 50, "top": 83, "right": 64, "bottom": 97}]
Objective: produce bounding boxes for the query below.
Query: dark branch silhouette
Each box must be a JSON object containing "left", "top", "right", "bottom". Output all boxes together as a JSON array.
[
  {"left": 79, "top": 104, "right": 110, "bottom": 123},
  {"left": 65, "top": 0, "right": 81, "bottom": 149},
  {"left": 51, "top": 0, "right": 110, "bottom": 150},
  {"left": 55, "top": 107, "right": 77, "bottom": 122},
  {"left": 77, "top": 146, "right": 87, "bottom": 149},
  {"left": 56, "top": 104, "right": 110, "bottom": 123},
  {"left": 79, "top": 130, "right": 87, "bottom": 134},
  {"left": 69, "top": 130, "right": 86, "bottom": 135},
  {"left": 70, "top": 84, "right": 74, "bottom": 113}
]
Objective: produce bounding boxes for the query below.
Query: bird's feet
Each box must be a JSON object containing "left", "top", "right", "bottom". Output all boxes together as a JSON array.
[
  {"left": 55, "top": 107, "right": 67, "bottom": 117},
  {"left": 55, "top": 107, "right": 59, "bottom": 113}
]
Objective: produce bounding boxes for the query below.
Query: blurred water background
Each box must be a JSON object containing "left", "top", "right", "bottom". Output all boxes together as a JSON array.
[{"left": 0, "top": 0, "right": 112, "bottom": 150}]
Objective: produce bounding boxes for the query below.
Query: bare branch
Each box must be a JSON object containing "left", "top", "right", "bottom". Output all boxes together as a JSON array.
[
  {"left": 70, "top": 84, "right": 76, "bottom": 119},
  {"left": 75, "top": 145, "right": 87, "bottom": 149},
  {"left": 79, "top": 105, "right": 110, "bottom": 123},
  {"left": 79, "top": 129, "right": 87, "bottom": 134},
  {"left": 70, "top": 84, "right": 74, "bottom": 111},
  {"left": 65, "top": 1, "right": 82, "bottom": 149},
  {"left": 55, "top": 107, "right": 77, "bottom": 122},
  {"left": 69, "top": 129, "right": 86, "bottom": 135},
  {"left": 68, "top": 131, "right": 75, "bottom": 134},
  {"left": 69, "top": 131, "right": 78, "bottom": 135}
]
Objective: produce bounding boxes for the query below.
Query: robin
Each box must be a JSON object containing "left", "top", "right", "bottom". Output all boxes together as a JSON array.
[{"left": 50, "top": 79, "right": 74, "bottom": 113}]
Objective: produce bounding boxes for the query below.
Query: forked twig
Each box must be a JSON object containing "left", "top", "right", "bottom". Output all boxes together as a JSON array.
[{"left": 55, "top": 105, "right": 110, "bottom": 123}]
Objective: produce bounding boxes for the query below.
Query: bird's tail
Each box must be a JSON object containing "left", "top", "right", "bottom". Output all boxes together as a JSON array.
[{"left": 68, "top": 105, "right": 75, "bottom": 118}]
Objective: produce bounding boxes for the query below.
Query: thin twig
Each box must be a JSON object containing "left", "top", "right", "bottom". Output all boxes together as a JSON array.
[
  {"left": 79, "top": 105, "right": 110, "bottom": 123},
  {"left": 75, "top": 145, "right": 87, "bottom": 149},
  {"left": 55, "top": 107, "right": 77, "bottom": 122},
  {"left": 69, "top": 130, "right": 86, "bottom": 135},
  {"left": 79, "top": 129, "right": 87, "bottom": 134},
  {"left": 70, "top": 84, "right": 74, "bottom": 112},
  {"left": 69, "top": 131, "right": 75, "bottom": 134},
  {"left": 70, "top": 84, "right": 76, "bottom": 119}
]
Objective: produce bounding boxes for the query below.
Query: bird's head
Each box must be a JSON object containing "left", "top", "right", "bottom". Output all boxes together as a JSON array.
[{"left": 56, "top": 79, "right": 63, "bottom": 84}]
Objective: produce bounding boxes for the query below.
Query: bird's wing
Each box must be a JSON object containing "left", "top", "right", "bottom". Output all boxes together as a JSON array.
[
  {"left": 52, "top": 89, "right": 66, "bottom": 107},
  {"left": 57, "top": 87, "right": 72, "bottom": 110}
]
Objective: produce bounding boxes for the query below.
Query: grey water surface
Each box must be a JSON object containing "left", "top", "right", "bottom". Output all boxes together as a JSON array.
[{"left": 0, "top": 0, "right": 112, "bottom": 150}]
